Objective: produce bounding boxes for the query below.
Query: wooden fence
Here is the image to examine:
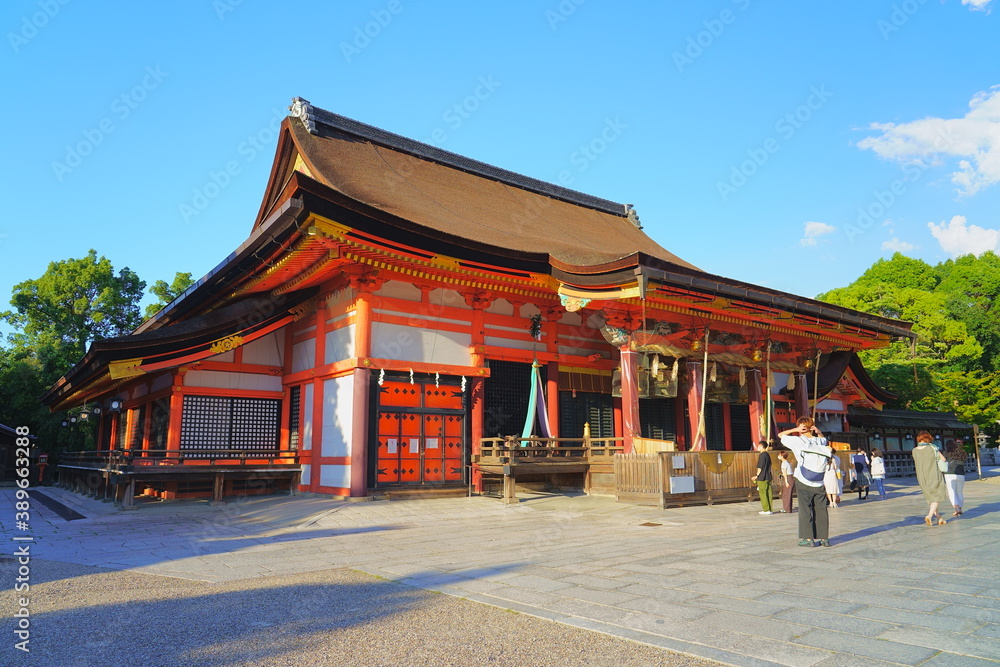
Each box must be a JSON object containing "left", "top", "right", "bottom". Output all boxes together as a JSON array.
[{"left": 613, "top": 449, "right": 854, "bottom": 508}]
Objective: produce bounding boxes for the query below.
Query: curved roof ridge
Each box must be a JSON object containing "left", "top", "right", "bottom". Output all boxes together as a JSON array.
[{"left": 288, "top": 97, "right": 633, "bottom": 219}]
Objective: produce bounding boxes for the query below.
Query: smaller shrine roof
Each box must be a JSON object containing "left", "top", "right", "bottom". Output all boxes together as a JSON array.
[{"left": 847, "top": 407, "right": 972, "bottom": 431}]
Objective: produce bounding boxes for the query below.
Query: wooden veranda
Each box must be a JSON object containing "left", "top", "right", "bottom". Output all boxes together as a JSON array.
[{"left": 58, "top": 449, "right": 301, "bottom": 508}]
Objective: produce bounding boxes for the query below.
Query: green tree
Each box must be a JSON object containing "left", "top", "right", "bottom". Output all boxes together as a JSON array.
[
  {"left": 3, "top": 250, "right": 146, "bottom": 368},
  {"left": 145, "top": 271, "right": 195, "bottom": 318},
  {"left": 936, "top": 252, "right": 1000, "bottom": 371},
  {"left": 817, "top": 251, "right": 998, "bottom": 427}
]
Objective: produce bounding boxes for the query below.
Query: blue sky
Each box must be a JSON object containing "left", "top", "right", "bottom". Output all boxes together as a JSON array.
[{"left": 3, "top": 0, "right": 999, "bottom": 334}]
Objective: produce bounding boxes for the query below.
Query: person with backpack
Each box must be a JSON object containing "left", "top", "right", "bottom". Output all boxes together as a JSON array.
[{"left": 778, "top": 416, "right": 834, "bottom": 547}]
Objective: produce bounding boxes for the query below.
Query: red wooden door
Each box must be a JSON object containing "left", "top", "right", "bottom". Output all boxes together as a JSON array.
[{"left": 375, "top": 379, "right": 466, "bottom": 486}]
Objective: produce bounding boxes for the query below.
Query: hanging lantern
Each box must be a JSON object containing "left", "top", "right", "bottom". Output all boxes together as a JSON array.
[{"left": 751, "top": 349, "right": 763, "bottom": 363}]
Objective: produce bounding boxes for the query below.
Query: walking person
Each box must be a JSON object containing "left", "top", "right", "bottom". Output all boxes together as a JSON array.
[
  {"left": 823, "top": 451, "right": 842, "bottom": 507},
  {"left": 778, "top": 450, "right": 794, "bottom": 514},
  {"left": 943, "top": 439, "right": 967, "bottom": 517},
  {"left": 870, "top": 448, "right": 887, "bottom": 500},
  {"left": 913, "top": 431, "right": 948, "bottom": 526},
  {"left": 751, "top": 439, "right": 774, "bottom": 515},
  {"left": 851, "top": 449, "right": 872, "bottom": 500},
  {"left": 778, "top": 417, "right": 833, "bottom": 547}
]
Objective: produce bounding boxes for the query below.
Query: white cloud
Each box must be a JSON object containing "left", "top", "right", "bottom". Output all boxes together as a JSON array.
[
  {"left": 857, "top": 87, "right": 1000, "bottom": 195},
  {"left": 882, "top": 237, "right": 916, "bottom": 253},
  {"left": 962, "top": 0, "right": 993, "bottom": 11},
  {"left": 799, "top": 221, "right": 836, "bottom": 246},
  {"left": 927, "top": 215, "right": 1000, "bottom": 256}
]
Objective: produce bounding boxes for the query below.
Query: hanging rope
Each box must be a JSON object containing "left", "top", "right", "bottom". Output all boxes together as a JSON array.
[
  {"left": 812, "top": 348, "right": 821, "bottom": 416},
  {"left": 698, "top": 328, "right": 710, "bottom": 444},
  {"left": 709, "top": 361, "right": 717, "bottom": 383},
  {"left": 787, "top": 373, "right": 795, "bottom": 390},
  {"left": 739, "top": 366, "right": 746, "bottom": 387},
  {"left": 765, "top": 342, "right": 773, "bottom": 442}
]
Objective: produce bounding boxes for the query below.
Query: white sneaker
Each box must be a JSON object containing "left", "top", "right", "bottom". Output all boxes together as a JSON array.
[{"left": 758, "top": 511, "right": 773, "bottom": 515}]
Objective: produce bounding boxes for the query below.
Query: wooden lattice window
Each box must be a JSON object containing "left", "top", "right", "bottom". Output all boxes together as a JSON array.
[
  {"left": 559, "top": 391, "right": 614, "bottom": 439},
  {"left": 639, "top": 397, "right": 676, "bottom": 441},
  {"left": 128, "top": 406, "right": 146, "bottom": 450},
  {"left": 180, "top": 396, "right": 280, "bottom": 457},
  {"left": 288, "top": 386, "right": 301, "bottom": 451}
]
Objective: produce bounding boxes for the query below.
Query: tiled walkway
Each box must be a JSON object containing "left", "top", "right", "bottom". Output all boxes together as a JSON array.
[{"left": 4, "top": 472, "right": 1000, "bottom": 666}]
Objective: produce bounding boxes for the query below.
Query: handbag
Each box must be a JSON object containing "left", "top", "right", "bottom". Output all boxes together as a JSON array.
[
  {"left": 835, "top": 470, "right": 842, "bottom": 479},
  {"left": 937, "top": 458, "right": 949, "bottom": 473}
]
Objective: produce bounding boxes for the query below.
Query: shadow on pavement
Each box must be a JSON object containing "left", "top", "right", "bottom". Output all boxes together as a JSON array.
[{"left": 12, "top": 561, "right": 527, "bottom": 667}]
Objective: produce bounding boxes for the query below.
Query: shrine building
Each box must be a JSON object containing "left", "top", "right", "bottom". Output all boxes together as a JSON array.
[{"left": 45, "top": 98, "right": 915, "bottom": 503}]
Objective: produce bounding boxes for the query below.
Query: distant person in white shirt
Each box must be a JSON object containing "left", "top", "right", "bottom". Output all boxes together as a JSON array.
[{"left": 778, "top": 417, "right": 833, "bottom": 547}]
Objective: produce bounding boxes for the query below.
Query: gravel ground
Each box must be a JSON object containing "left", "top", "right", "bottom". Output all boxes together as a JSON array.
[{"left": 3, "top": 559, "right": 723, "bottom": 667}]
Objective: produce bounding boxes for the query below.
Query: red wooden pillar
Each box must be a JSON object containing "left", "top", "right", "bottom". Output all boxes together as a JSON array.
[
  {"left": 470, "top": 376, "right": 485, "bottom": 492},
  {"left": 542, "top": 306, "right": 561, "bottom": 438},
  {"left": 350, "top": 367, "right": 370, "bottom": 496},
  {"left": 167, "top": 389, "right": 184, "bottom": 452},
  {"left": 686, "top": 360, "right": 706, "bottom": 451},
  {"left": 793, "top": 373, "right": 809, "bottom": 420},
  {"left": 619, "top": 347, "right": 639, "bottom": 452},
  {"left": 350, "top": 284, "right": 374, "bottom": 497},
  {"left": 613, "top": 398, "right": 623, "bottom": 443},
  {"left": 674, "top": 398, "right": 686, "bottom": 450},
  {"left": 747, "top": 369, "right": 765, "bottom": 445},
  {"left": 466, "top": 293, "right": 491, "bottom": 492}
]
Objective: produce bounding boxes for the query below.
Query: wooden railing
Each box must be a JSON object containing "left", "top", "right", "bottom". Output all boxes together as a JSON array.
[
  {"left": 478, "top": 435, "right": 624, "bottom": 465},
  {"left": 58, "top": 449, "right": 300, "bottom": 471}
]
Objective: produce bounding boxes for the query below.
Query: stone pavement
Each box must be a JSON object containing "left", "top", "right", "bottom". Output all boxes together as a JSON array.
[{"left": 4, "top": 471, "right": 1000, "bottom": 666}]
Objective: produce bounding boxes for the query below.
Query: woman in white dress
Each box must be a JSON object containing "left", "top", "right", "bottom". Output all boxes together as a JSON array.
[{"left": 823, "top": 452, "right": 842, "bottom": 507}]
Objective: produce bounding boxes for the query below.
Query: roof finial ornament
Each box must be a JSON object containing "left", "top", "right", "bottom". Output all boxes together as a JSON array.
[
  {"left": 625, "top": 204, "right": 642, "bottom": 229},
  {"left": 289, "top": 97, "right": 318, "bottom": 134}
]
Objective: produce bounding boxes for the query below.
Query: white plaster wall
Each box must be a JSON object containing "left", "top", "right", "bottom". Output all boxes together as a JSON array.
[
  {"left": 373, "top": 322, "right": 471, "bottom": 365},
  {"left": 243, "top": 330, "right": 284, "bottom": 366},
  {"left": 150, "top": 374, "right": 173, "bottom": 393},
  {"left": 325, "top": 324, "right": 356, "bottom": 364},
  {"left": 560, "top": 311, "right": 582, "bottom": 326},
  {"left": 183, "top": 370, "right": 282, "bottom": 392},
  {"left": 559, "top": 345, "right": 607, "bottom": 358},
  {"left": 485, "top": 335, "right": 536, "bottom": 352},
  {"left": 300, "top": 463, "right": 311, "bottom": 485},
  {"left": 327, "top": 286, "right": 355, "bottom": 310},
  {"left": 377, "top": 280, "right": 422, "bottom": 301},
  {"left": 321, "top": 375, "right": 354, "bottom": 457},
  {"left": 301, "top": 383, "right": 314, "bottom": 451},
  {"left": 485, "top": 298, "right": 514, "bottom": 316},
  {"left": 428, "top": 288, "right": 466, "bottom": 310},
  {"left": 320, "top": 464, "right": 351, "bottom": 490},
  {"left": 131, "top": 384, "right": 148, "bottom": 399},
  {"left": 292, "top": 338, "right": 315, "bottom": 373},
  {"left": 817, "top": 398, "right": 844, "bottom": 410}
]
